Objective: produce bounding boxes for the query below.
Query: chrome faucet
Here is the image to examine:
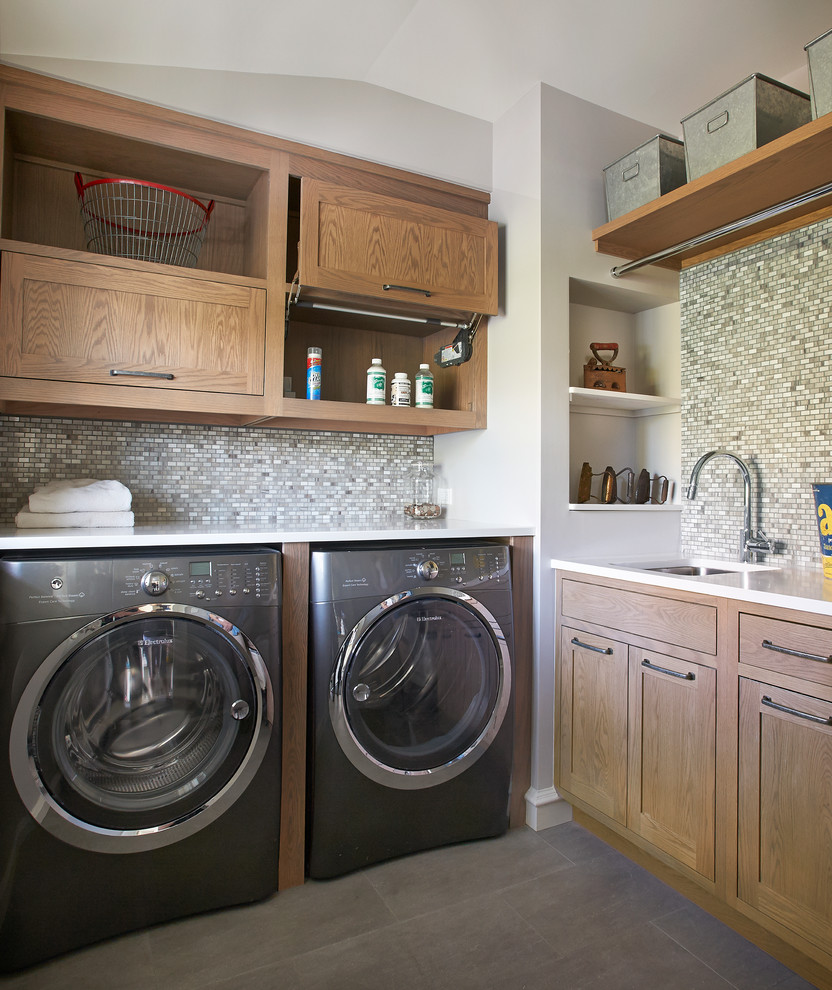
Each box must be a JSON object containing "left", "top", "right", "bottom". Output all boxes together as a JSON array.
[{"left": 685, "top": 450, "right": 773, "bottom": 563}]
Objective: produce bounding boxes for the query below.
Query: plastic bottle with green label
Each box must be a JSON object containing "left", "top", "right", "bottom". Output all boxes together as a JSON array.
[
  {"left": 415, "top": 363, "right": 434, "bottom": 408},
  {"left": 366, "top": 358, "right": 386, "bottom": 404}
]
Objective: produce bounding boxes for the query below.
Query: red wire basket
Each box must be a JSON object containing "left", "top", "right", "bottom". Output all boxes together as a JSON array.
[{"left": 74, "top": 173, "right": 215, "bottom": 268}]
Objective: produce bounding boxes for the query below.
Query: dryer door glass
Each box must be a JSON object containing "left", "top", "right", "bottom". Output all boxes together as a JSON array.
[
  {"left": 340, "top": 595, "right": 508, "bottom": 775},
  {"left": 30, "top": 613, "right": 261, "bottom": 832}
]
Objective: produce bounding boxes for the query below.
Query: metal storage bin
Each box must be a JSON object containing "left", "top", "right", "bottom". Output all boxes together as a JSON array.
[
  {"left": 603, "top": 134, "right": 686, "bottom": 222},
  {"left": 681, "top": 74, "right": 811, "bottom": 181},
  {"left": 805, "top": 28, "right": 832, "bottom": 119}
]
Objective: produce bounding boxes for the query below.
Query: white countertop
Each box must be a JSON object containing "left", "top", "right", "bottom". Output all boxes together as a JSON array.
[
  {"left": 552, "top": 554, "right": 832, "bottom": 617},
  {"left": 0, "top": 517, "right": 534, "bottom": 551}
]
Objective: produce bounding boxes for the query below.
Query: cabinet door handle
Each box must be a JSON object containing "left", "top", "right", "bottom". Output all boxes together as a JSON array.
[
  {"left": 762, "top": 695, "right": 832, "bottom": 726},
  {"left": 641, "top": 658, "right": 695, "bottom": 680},
  {"left": 383, "top": 283, "right": 431, "bottom": 298},
  {"left": 761, "top": 639, "right": 832, "bottom": 664},
  {"left": 110, "top": 369, "right": 175, "bottom": 381},
  {"left": 570, "top": 636, "right": 613, "bottom": 655}
]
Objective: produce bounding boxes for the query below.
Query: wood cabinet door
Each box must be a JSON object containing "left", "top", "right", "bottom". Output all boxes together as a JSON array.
[
  {"left": 628, "top": 648, "right": 716, "bottom": 880},
  {"left": 0, "top": 252, "right": 266, "bottom": 395},
  {"left": 299, "top": 179, "right": 498, "bottom": 315},
  {"left": 558, "top": 626, "right": 628, "bottom": 824},
  {"left": 738, "top": 678, "right": 832, "bottom": 951}
]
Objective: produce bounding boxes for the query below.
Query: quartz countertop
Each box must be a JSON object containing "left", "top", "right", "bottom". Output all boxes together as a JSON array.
[
  {"left": 552, "top": 554, "right": 832, "bottom": 617},
  {"left": 0, "top": 517, "right": 534, "bottom": 551}
]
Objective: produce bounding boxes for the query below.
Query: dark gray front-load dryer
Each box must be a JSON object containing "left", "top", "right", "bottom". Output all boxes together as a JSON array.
[
  {"left": 307, "top": 542, "right": 514, "bottom": 879},
  {"left": 0, "top": 547, "right": 281, "bottom": 972}
]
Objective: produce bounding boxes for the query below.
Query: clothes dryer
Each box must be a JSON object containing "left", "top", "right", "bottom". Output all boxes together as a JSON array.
[
  {"left": 0, "top": 547, "right": 281, "bottom": 971},
  {"left": 307, "top": 542, "right": 514, "bottom": 879}
]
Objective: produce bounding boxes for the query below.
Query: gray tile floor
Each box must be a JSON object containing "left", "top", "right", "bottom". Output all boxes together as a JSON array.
[{"left": 0, "top": 822, "right": 818, "bottom": 990}]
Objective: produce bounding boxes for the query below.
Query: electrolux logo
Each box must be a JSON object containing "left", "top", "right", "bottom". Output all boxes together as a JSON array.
[{"left": 417, "top": 616, "right": 443, "bottom": 622}]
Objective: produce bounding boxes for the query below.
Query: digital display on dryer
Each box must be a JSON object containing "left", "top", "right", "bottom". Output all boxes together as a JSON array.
[{"left": 190, "top": 561, "right": 212, "bottom": 577}]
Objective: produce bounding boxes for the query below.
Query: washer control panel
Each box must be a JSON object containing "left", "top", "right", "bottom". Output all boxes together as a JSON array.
[{"left": 113, "top": 552, "right": 281, "bottom": 606}]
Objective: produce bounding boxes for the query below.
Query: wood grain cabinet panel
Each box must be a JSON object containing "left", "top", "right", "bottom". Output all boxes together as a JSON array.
[
  {"left": 628, "top": 647, "right": 716, "bottom": 880},
  {"left": 558, "top": 626, "right": 629, "bottom": 824},
  {"left": 739, "top": 612, "right": 832, "bottom": 691},
  {"left": 738, "top": 678, "right": 832, "bottom": 952},
  {"left": 0, "top": 252, "right": 266, "bottom": 394},
  {"left": 561, "top": 579, "right": 717, "bottom": 655},
  {"left": 299, "top": 179, "right": 498, "bottom": 315}
]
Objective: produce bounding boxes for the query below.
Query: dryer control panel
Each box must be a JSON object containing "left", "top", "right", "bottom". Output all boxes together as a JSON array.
[
  {"left": 311, "top": 543, "right": 511, "bottom": 602},
  {"left": 405, "top": 547, "right": 509, "bottom": 588}
]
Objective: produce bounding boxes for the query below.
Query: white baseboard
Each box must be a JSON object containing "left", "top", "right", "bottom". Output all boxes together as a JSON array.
[{"left": 524, "top": 786, "right": 573, "bottom": 831}]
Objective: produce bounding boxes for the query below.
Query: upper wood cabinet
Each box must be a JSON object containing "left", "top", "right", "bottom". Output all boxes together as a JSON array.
[
  {"left": 298, "top": 179, "right": 498, "bottom": 316},
  {"left": 592, "top": 112, "right": 832, "bottom": 271},
  {"left": 0, "top": 64, "right": 496, "bottom": 434},
  {"left": 0, "top": 251, "right": 266, "bottom": 395}
]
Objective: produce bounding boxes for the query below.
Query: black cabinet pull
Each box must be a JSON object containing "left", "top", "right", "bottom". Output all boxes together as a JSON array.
[
  {"left": 641, "top": 658, "right": 695, "bottom": 680},
  {"left": 570, "top": 636, "right": 613, "bottom": 655},
  {"left": 761, "top": 639, "right": 832, "bottom": 664},
  {"left": 110, "top": 369, "right": 175, "bottom": 380},
  {"left": 383, "top": 283, "right": 431, "bottom": 297},
  {"left": 762, "top": 695, "right": 832, "bottom": 726}
]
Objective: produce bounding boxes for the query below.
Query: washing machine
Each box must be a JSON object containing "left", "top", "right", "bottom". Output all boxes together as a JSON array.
[
  {"left": 307, "top": 541, "right": 514, "bottom": 879},
  {"left": 0, "top": 546, "right": 281, "bottom": 972}
]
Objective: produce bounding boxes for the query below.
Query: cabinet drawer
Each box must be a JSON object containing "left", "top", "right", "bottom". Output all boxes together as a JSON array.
[
  {"left": 561, "top": 579, "right": 717, "bottom": 655},
  {"left": 0, "top": 252, "right": 267, "bottom": 395},
  {"left": 739, "top": 612, "right": 832, "bottom": 689}
]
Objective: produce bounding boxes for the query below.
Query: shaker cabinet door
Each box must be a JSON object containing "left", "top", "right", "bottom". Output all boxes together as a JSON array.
[
  {"left": 299, "top": 179, "right": 498, "bottom": 315},
  {"left": 738, "top": 678, "right": 832, "bottom": 951},
  {"left": 628, "top": 648, "right": 716, "bottom": 880},
  {"left": 0, "top": 252, "right": 266, "bottom": 395},
  {"left": 558, "top": 626, "right": 628, "bottom": 824}
]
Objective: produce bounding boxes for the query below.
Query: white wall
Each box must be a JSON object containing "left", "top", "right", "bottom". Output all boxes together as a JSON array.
[{"left": 0, "top": 55, "right": 492, "bottom": 191}]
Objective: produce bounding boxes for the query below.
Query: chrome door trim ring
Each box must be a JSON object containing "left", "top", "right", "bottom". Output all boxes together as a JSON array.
[
  {"left": 9, "top": 602, "right": 274, "bottom": 853},
  {"left": 329, "top": 587, "right": 511, "bottom": 790}
]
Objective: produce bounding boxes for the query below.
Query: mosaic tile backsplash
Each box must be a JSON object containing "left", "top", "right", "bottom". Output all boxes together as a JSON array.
[
  {"left": 0, "top": 416, "right": 433, "bottom": 528},
  {"left": 680, "top": 215, "right": 832, "bottom": 566}
]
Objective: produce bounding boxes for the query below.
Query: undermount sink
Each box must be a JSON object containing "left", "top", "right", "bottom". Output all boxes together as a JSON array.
[
  {"left": 642, "top": 564, "right": 734, "bottom": 576},
  {"left": 610, "top": 558, "right": 773, "bottom": 578}
]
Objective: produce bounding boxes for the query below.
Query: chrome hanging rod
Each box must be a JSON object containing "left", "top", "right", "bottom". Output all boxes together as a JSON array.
[{"left": 610, "top": 179, "right": 832, "bottom": 278}]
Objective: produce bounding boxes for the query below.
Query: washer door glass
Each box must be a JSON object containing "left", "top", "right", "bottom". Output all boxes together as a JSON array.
[
  {"left": 26, "top": 610, "right": 264, "bottom": 835},
  {"left": 332, "top": 590, "right": 511, "bottom": 789}
]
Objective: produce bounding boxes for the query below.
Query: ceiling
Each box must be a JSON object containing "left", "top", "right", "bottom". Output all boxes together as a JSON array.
[{"left": 1, "top": 0, "right": 830, "bottom": 132}]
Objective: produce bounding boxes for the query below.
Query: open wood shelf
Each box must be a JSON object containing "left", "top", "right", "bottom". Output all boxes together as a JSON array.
[{"left": 592, "top": 112, "right": 832, "bottom": 270}]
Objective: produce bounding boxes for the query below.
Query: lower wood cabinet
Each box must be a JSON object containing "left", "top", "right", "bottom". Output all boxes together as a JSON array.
[
  {"left": 738, "top": 677, "right": 832, "bottom": 953},
  {"left": 557, "top": 572, "right": 832, "bottom": 987},
  {"left": 558, "top": 619, "right": 716, "bottom": 881},
  {"left": 559, "top": 628, "right": 628, "bottom": 824},
  {"left": 628, "top": 647, "right": 716, "bottom": 881}
]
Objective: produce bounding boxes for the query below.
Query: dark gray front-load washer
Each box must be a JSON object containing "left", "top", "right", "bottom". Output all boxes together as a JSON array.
[
  {"left": 0, "top": 547, "right": 281, "bottom": 972},
  {"left": 307, "top": 541, "right": 514, "bottom": 879}
]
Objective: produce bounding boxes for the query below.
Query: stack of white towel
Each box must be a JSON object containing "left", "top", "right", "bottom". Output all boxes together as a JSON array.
[{"left": 15, "top": 479, "right": 135, "bottom": 529}]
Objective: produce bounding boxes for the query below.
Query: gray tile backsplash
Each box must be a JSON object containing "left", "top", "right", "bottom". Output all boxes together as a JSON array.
[
  {"left": 680, "top": 215, "right": 832, "bottom": 566},
  {"left": 0, "top": 416, "right": 432, "bottom": 528}
]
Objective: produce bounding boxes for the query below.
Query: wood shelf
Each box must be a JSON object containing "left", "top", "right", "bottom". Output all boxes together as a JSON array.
[
  {"left": 592, "top": 112, "right": 832, "bottom": 270},
  {"left": 569, "top": 386, "right": 680, "bottom": 415},
  {"left": 568, "top": 502, "right": 681, "bottom": 511}
]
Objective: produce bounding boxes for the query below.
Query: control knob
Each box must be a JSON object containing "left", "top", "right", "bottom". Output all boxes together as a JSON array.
[
  {"left": 141, "top": 570, "right": 169, "bottom": 596},
  {"left": 417, "top": 559, "right": 439, "bottom": 581}
]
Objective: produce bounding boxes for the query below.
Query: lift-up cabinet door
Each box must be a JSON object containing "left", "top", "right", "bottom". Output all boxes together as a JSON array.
[
  {"left": 0, "top": 252, "right": 267, "bottom": 395},
  {"left": 298, "top": 179, "right": 499, "bottom": 316}
]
